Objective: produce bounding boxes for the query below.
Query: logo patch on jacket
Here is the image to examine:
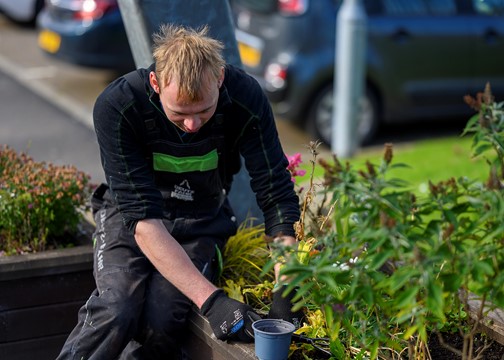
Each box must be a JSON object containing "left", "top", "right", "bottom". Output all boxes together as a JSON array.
[{"left": 171, "top": 179, "right": 194, "bottom": 201}]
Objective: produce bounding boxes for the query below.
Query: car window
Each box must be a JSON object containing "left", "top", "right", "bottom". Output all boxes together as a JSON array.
[
  {"left": 333, "top": 0, "right": 381, "bottom": 15},
  {"left": 231, "top": 0, "right": 277, "bottom": 13},
  {"left": 472, "top": 0, "right": 504, "bottom": 15},
  {"left": 331, "top": 0, "right": 380, "bottom": 15},
  {"left": 383, "top": 0, "right": 456, "bottom": 16}
]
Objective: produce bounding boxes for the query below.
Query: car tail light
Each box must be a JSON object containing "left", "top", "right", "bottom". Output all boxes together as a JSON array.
[
  {"left": 265, "top": 63, "right": 288, "bottom": 90},
  {"left": 278, "top": 0, "right": 308, "bottom": 15},
  {"left": 73, "top": 0, "right": 118, "bottom": 20}
]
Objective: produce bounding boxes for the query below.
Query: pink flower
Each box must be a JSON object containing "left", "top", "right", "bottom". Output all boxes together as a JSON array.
[{"left": 286, "top": 153, "right": 306, "bottom": 183}]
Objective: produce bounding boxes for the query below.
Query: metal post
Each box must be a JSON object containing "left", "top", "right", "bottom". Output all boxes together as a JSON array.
[
  {"left": 332, "top": 0, "right": 367, "bottom": 158},
  {"left": 116, "top": 0, "right": 153, "bottom": 69}
]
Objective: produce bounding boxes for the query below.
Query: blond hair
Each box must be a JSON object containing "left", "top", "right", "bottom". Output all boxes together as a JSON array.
[{"left": 152, "top": 24, "right": 226, "bottom": 102}]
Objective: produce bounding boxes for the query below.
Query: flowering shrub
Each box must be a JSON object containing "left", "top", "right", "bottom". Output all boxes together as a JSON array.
[
  {"left": 0, "top": 145, "right": 93, "bottom": 255},
  {"left": 265, "top": 84, "right": 504, "bottom": 359}
]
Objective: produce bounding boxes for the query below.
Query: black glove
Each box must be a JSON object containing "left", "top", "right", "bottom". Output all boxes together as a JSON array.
[
  {"left": 268, "top": 285, "right": 305, "bottom": 328},
  {"left": 201, "top": 289, "right": 261, "bottom": 342}
]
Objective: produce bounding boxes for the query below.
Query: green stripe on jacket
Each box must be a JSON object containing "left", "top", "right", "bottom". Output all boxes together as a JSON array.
[{"left": 152, "top": 149, "right": 218, "bottom": 173}]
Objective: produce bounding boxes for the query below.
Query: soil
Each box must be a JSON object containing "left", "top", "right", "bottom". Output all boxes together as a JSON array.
[{"left": 428, "top": 332, "right": 504, "bottom": 360}]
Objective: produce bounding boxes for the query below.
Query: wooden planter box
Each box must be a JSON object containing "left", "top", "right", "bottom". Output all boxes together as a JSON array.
[
  {"left": 0, "top": 245, "right": 95, "bottom": 360},
  {"left": 0, "top": 241, "right": 256, "bottom": 360}
]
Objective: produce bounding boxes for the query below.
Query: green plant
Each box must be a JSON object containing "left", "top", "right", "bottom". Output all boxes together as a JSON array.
[
  {"left": 217, "top": 218, "right": 274, "bottom": 312},
  {"left": 0, "top": 145, "right": 93, "bottom": 255},
  {"left": 270, "top": 84, "right": 504, "bottom": 359}
]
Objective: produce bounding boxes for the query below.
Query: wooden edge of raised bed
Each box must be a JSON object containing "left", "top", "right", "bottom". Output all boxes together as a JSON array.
[
  {"left": 0, "top": 245, "right": 93, "bottom": 281},
  {"left": 182, "top": 307, "right": 257, "bottom": 360},
  {"left": 466, "top": 297, "right": 504, "bottom": 346}
]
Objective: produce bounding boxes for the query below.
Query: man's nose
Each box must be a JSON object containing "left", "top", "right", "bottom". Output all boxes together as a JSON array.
[{"left": 184, "top": 117, "right": 201, "bottom": 132}]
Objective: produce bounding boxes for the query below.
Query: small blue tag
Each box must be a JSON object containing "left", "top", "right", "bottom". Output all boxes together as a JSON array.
[{"left": 229, "top": 319, "right": 244, "bottom": 334}]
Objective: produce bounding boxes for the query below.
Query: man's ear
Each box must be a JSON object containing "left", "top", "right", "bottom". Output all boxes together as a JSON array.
[
  {"left": 218, "top": 67, "right": 225, "bottom": 88},
  {"left": 149, "top": 71, "right": 160, "bottom": 93}
]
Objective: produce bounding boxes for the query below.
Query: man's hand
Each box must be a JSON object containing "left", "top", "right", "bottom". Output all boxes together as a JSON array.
[
  {"left": 201, "top": 289, "right": 261, "bottom": 342},
  {"left": 268, "top": 285, "right": 305, "bottom": 328}
]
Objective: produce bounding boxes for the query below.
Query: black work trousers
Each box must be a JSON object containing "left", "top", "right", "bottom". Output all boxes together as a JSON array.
[{"left": 56, "top": 186, "right": 237, "bottom": 360}]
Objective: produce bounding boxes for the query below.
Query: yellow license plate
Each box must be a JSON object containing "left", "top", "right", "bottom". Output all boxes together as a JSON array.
[
  {"left": 238, "top": 41, "right": 261, "bottom": 68},
  {"left": 38, "top": 29, "right": 61, "bottom": 54}
]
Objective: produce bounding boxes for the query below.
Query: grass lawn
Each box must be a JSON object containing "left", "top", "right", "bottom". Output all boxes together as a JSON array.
[{"left": 298, "top": 133, "right": 492, "bottom": 197}]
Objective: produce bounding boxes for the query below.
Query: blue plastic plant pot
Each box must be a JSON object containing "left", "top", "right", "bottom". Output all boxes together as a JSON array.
[{"left": 252, "top": 319, "right": 296, "bottom": 360}]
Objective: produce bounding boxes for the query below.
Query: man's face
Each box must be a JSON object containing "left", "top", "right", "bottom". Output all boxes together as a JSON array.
[{"left": 149, "top": 69, "right": 223, "bottom": 133}]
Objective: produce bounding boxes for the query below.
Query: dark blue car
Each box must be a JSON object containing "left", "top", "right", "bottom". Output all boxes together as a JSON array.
[
  {"left": 37, "top": 0, "right": 135, "bottom": 73},
  {"left": 232, "top": 0, "right": 504, "bottom": 145}
]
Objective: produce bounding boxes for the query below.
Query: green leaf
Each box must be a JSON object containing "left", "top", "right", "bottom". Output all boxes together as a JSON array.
[
  {"left": 462, "top": 113, "right": 480, "bottom": 136},
  {"left": 355, "top": 284, "right": 374, "bottom": 306},
  {"left": 403, "top": 324, "right": 419, "bottom": 340},
  {"left": 427, "top": 280, "right": 445, "bottom": 320},
  {"left": 294, "top": 281, "right": 315, "bottom": 301},
  {"left": 440, "top": 273, "right": 463, "bottom": 292},
  {"left": 385, "top": 267, "right": 420, "bottom": 293},
  {"left": 366, "top": 236, "right": 387, "bottom": 253},
  {"left": 471, "top": 260, "right": 495, "bottom": 282},
  {"left": 493, "top": 134, "right": 504, "bottom": 151},
  {"left": 394, "top": 285, "right": 419, "bottom": 309},
  {"left": 368, "top": 249, "right": 394, "bottom": 271},
  {"left": 389, "top": 162, "right": 412, "bottom": 169},
  {"left": 491, "top": 289, "right": 504, "bottom": 308},
  {"left": 286, "top": 272, "right": 314, "bottom": 290},
  {"left": 442, "top": 209, "right": 458, "bottom": 227},
  {"left": 329, "top": 337, "right": 346, "bottom": 360},
  {"left": 318, "top": 273, "right": 341, "bottom": 293},
  {"left": 473, "top": 143, "right": 493, "bottom": 157}
]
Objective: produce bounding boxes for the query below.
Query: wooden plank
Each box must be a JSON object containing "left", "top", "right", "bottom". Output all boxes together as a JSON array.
[
  {"left": 180, "top": 329, "right": 215, "bottom": 360},
  {"left": 467, "top": 297, "right": 504, "bottom": 345},
  {"left": 0, "top": 245, "right": 93, "bottom": 281},
  {"left": 0, "top": 333, "right": 67, "bottom": 360},
  {"left": 0, "top": 301, "right": 83, "bottom": 342},
  {"left": 185, "top": 308, "right": 256, "bottom": 360},
  {"left": 0, "top": 270, "right": 94, "bottom": 309}
]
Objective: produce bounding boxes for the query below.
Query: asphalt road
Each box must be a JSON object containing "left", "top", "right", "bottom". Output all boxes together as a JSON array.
[
  {"left": 0, "top": 70, "right": 105, "bottom": 183},
  {"left": 0, "top": 15, "right": 117, "bottom": 184}
]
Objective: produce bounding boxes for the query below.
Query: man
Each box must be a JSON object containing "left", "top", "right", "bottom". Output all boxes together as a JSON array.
[{"left": 57, "top": 24, "right": 300, "bottom": 359}]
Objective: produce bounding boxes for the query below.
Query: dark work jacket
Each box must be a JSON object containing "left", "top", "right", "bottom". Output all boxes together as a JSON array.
[{"left": 93, "top": 64, "right": 299, "bottom": 237}]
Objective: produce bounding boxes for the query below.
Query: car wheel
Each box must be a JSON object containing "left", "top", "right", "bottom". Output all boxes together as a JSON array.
[
  {"left": 307, "top": 84, "right": 379, "bottom": 147},
  {"left": 2, "top": 0, "right": 45, "bottom": 26},
  {"left": 34, "top": 0, "right": 44, "bottom": 19}
]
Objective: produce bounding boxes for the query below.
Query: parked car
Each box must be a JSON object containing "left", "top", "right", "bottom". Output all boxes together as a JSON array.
[
  {"left": 0, "top": 0, "right": 44, "bottom": 25},
  {"left": 232, "top": 0, "right": 504, "bottom": 145},
  {"left": 37, "top": 0, "right": 135, "bottom": 72}
]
